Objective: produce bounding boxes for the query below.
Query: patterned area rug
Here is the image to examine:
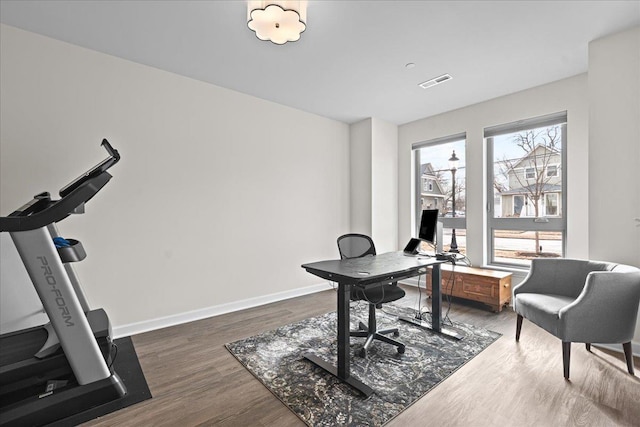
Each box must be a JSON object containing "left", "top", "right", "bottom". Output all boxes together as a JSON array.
[{"left": 225, "top": 303, "right": 500, "bottom": 426}]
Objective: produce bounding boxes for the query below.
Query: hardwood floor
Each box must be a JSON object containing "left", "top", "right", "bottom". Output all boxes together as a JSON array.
[{"left": 84, "top": 285, "right": 640, "bottom": 426}]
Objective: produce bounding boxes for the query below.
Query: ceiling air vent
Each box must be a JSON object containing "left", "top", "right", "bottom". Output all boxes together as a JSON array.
[{"left": 419, "top": 74, "right": 452, "bottom": 89}]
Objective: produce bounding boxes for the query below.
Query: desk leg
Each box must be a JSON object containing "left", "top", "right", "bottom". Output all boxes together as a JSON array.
[
  {"left": 302, "top": 283, "right": 374, "bottom": 397},
  {"left": 431, "top": 263, "right": 464, "bottom": 339},
  {"left": 432, "top": 264, "right": 442, "bottom": 333},
  {"left": 336, "top": 282, "right": 350, "bottom": 379}
]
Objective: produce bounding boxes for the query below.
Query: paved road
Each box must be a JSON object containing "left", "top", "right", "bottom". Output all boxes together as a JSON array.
[{"left": 441, "top": 234, "right": 562, "bottom": 254}]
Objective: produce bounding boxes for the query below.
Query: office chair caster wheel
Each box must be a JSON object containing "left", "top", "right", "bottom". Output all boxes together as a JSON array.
[
  {"left": 359, "top": 348, "right": 367, "bottom": 358},
  {"left": 397, "top": 345, "right": 405, "bottom": 354}
]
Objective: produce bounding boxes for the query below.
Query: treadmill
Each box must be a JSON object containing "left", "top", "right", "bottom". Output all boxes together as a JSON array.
[{"left": 0, "top": 140, "right": 127, "bottom": 426}]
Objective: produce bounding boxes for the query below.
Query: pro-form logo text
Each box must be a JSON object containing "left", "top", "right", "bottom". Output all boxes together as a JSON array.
[{"left": 38, "top": 256, "right": 74, "bottom": 326}]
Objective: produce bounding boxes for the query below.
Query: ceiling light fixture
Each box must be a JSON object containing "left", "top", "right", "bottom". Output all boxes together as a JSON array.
[
  {"left": 419, "top": 74, "right": 452, "bottom": 89},
  {"left": 247, "top": 1, "right": 307, "bottom": 45}
]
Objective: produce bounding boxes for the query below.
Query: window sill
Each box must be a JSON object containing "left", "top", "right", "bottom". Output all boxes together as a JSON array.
[{"left": 481, "top": 264, "right": 529, "bottom": 275}]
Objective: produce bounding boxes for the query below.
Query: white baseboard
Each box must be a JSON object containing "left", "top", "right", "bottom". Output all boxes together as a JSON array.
[
  {"left": 112, "top": 282, "right": 331, "bottom": 339},
  {"left": 593, "top": 342, "right": 640, "bottom": 358}
]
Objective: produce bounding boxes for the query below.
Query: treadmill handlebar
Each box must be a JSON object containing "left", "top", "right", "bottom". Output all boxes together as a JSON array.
[{"left": 0, "top": 140, "right": 119, "bottom": 233}]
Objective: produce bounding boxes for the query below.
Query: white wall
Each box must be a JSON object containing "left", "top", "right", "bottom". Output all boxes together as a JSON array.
[
  {"left": 371, "top": 118, "right": 398, "bottom": 254},
  {"left": 398, "top": 74, "right": 590, "bottom": 268},
  {"left": 588, "top": 27, "right": 640, "bottom": 266},
  {"left": 349, "top": 119, "right": 372, "bottom": 234},
  {"left": 348, "top": 118, "right": 398, "bottom": 253},
  {"left": 0, "top": 25, "right": 350, "bottom": 334},
  {"left": 588, "top": 26, "right": 640, "bottom": 349}
]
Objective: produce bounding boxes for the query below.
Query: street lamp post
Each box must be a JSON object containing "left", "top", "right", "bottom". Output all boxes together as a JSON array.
[{"left": 449, "top": 150, "right": 459, "bottom": 253}]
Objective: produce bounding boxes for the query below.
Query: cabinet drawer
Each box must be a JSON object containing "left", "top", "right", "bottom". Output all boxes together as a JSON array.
[{"left": 462, "top": 281, "right": 495, "bottom": 297}]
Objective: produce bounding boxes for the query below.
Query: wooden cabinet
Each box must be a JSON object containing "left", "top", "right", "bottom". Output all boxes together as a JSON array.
[{"left": 425, "top": 265, "right": 512, "bottom": 312}]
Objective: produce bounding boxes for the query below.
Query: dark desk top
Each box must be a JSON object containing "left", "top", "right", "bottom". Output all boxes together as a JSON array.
[{"left": 301, "top": 251, "right": 443, "bottom": 286}]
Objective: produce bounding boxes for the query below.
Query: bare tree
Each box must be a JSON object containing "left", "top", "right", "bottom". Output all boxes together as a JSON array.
[
  {"left": 435, "top": 169, "right": 466, "bottom": 215},
  {"left": 498, "top": 126, "right": 561, "bottom": 254}
]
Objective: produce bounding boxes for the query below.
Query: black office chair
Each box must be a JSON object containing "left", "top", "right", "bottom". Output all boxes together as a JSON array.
[{"left": 337, "top": 234, "right": 406, "bottom": 357}]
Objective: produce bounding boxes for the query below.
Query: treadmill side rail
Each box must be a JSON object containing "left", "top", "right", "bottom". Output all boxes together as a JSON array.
[{"left": 10, "top": 227, "right": 111, "bottom": 385}]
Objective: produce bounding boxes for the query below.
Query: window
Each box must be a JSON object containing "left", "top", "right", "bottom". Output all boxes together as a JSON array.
[
  {"left": 513, "top": 195, "right": 524, "bottom": 216},
  {"left": 525, "top": 168, "right": 536, "bottom": 179},
  {"left": 413, "top": 133, "right": 466, "bottom": 253},
  {"left": 486, "top": 112, "right": 566, "bottom": 267},
  {"left": 544, "top": 193, "right": 559, "bottom": 216}
]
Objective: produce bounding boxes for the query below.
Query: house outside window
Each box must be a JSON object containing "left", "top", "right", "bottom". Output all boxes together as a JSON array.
[
  {"left": 513, "top": 195, "right": 524, "bottom": 216},
  {"left": 422, "top": 179, "right": 435, "bottom": 192},
  {"left": 544, "top": 193, "right": 559, "bottom": 216},
  {"left": 413, "top": 133, "right": 466, "bottom": 253},
  {"left": 485, "top": 112, "right": 567, "bottom": 267},
  {"left": 525, "top": 167, "right": 536, "bottom": 179}
]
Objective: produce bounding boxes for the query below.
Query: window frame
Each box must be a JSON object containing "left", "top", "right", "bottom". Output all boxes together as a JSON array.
[
  {"left": 524, "top": 167, "right": 536, "bottom": 179},
  {"left": 412, "top": 133, "right": 467, "bottom": 245},
  {"left": 513, "top": 195, "right": 525, "bottom": 216},
  {"left": 544, "top": 192, "right": 560, "bottom": 216},
  {"left": 485, "top": 112, "right": 567, "bottom": 267}
]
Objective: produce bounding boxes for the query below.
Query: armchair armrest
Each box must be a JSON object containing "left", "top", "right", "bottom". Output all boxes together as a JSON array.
[{"left": 559, "top": 270, "right": 640, "bottom": 343}]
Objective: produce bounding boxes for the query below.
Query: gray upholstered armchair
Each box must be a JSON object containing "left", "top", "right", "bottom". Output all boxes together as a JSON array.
[{"left": 513, "top": 258, "right": 640, "bottom": 380}]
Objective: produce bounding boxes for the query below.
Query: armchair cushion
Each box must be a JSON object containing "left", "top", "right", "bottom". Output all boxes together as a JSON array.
[{"left": 515, "top": 293, "right": 575, "bottom": 336}]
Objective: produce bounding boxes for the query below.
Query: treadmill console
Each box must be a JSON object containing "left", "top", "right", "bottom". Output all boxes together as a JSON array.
[{"left": 60, "top": 139, "right": 120, "bottom": 197}]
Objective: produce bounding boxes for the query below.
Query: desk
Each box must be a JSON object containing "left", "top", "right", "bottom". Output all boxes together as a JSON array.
[{"left": 301, "top": 251, "right": 446, "bottom": 397}]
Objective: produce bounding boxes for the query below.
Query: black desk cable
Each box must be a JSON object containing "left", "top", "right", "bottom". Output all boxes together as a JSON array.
[
  {"left": 411, "top": 273, "right": 431, "bottom": 322},
  {"left": 409, "top": 255, "right": 472, "bottom": 327},
  {"left": 107, "top": 342, "right": 119, "bottom": 370}
]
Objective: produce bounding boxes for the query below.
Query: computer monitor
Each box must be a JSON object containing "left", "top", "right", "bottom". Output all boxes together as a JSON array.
[{"left": 418, "top": 209, "right": 439, "bottom": 243}]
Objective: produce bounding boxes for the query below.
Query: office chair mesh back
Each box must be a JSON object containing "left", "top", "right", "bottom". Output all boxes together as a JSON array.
[
  {"left": 337, "top": 234, "right": 376, "bottom": 259},
  {"left": 336, "top": 233, "right": 406, "bottom": 357}
]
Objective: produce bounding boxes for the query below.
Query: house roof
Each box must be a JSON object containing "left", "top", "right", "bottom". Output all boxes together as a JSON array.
[
  {"left": 511, "top": 144, "right": 561, "bottom": 169},
  {"left": 420, "top": 163, "right": 447, "bottom": 195},
  {"left": 420, "top": 163, "right": 436, "bottom": 176}
]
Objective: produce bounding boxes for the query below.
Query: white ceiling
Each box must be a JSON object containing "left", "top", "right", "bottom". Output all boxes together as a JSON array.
[{"left": 1, "top": 1, "right": 639, "bottom": 125}]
